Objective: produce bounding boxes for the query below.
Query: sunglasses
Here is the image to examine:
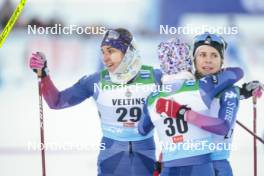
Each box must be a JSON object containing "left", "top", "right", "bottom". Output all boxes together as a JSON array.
[
  {"left": 194, "top": 32, "right": 227, "bottom": 50},
  {"left": 104, "top": 30, "right": 131, "bottom": 45}
]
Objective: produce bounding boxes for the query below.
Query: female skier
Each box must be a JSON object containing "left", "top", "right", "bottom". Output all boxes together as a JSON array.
[
  {"left": 138, "top": 37, "right": 244, "bottom": 176},
  {"left": 29, "top": 28, "right": 162, "bottom": 176},
  {"left": 192, "top": 32, "right": 263, "bottom": 176}
]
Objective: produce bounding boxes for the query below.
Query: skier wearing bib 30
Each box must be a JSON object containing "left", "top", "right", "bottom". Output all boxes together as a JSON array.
[
  {"left": 29, "top": 28, "right": 162, "bottom": 176},
  {"left": 138, "top": 37, "right": 244, "bottom": 176}
]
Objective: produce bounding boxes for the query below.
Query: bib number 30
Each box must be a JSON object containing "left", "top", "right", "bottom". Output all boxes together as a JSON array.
[{"left": 164, "top": 117, "right": 188, "bottom": 136}]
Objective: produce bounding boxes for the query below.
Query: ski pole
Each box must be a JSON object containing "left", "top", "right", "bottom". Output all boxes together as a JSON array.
[
  {"left": 37, "top": 69, "right": 46, "bottom": 176},
  {"left": 253, "top": 96, "right": 257, "bottom": 176},
  {"left": 236, "top": 120, "right": 264, "bottom": 144}
]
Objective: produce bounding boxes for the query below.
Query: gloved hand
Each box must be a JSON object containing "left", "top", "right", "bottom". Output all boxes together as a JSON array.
[
  {"left": 240, "top": 81, "right": 263, "bottom": 99},
  {"left": 153, "top": 161, "right": 162, "bottom": 176},
  {"left": 156, "top": 98, "right": 190, "bottom": 118},
  {"left": 29, "top": 52, "right": 49, "bottom": 78}
]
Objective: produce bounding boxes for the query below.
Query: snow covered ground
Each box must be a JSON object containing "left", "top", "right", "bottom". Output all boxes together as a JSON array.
[{"left": 0, "top": 31, "right": 263, "bottom": 176}]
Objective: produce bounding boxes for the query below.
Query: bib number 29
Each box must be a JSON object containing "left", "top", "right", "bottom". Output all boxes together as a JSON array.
[{"left": 116, "top": 107, "right": 142, "bottom": 122}]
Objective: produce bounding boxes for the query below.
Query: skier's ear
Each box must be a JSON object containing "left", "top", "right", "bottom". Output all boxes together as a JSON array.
[{"left": 193, "top": 57, "right": 198, "bottom": 70}]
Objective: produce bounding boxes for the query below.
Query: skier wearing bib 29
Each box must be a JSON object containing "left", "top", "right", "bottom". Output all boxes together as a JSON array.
[
  {"left": 29, "top": 28, "right": 163, "bottom": 176},
  {"left": 138, "top": 37, "right": 244, "bottom": 176}
]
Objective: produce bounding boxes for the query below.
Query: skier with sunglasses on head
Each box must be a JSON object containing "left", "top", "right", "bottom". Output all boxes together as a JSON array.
[
  {"left": 138, "top": 36, "right": 245, "bottom": 176},
  {"left": 29, "top": 28, "right": 163, "bottom": 176},
  {"left": 191, "top": 32, "right": 263, "bottom": 176}
]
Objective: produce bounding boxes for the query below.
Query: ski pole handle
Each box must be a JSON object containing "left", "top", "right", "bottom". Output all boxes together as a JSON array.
[
  {"left": 37, "top": 69, "right": 42, "bottom": 78},
  {"left": 36, "top": 51, "right": 46, "bottom": 78},
  {"left": 36, "top": 52, "right": 42, "bottom": 78},
  {"left": 253, "top": 96, "right": 257, "bottom": 105}
]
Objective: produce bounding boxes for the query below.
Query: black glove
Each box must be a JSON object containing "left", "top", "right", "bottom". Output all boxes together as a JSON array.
[
  {"left": 155, "top": 161, "right": 162, "bottom": 174},
  {"left": 239, "top": 80, "right": 263, "bottom": 99},
  {"left": 176, "top": 105, "right": 191, "bottom": 120}
]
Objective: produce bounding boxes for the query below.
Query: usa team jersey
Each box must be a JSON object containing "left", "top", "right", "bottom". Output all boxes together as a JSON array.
[
  {"left": 208, "top": 86, "right": 240, "bottom": 160},
  {"left": 96, "top": 66, "right": 159, "bottom": 141},
  {"left": 138, "top": 67, "right": 243, "bottom": 166},
  {"left": 148, "top": 81, "right": 214, "bottom": 162},
  {"left": 40, "top": 65, "right": 162, "bottom": 141}
]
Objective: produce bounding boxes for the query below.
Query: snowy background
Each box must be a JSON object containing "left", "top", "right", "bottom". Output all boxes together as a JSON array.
[{"left": 0, "top": 0, "right": 264, "bottom": 176}]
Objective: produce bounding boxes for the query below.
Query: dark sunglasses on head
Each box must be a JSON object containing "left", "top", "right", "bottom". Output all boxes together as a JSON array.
[
  {"left": 103, "top": 30, "right": 131, "bottom": 45},
  {"left": 194, "top": 32, "right": 227, "bottom": 50}
]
